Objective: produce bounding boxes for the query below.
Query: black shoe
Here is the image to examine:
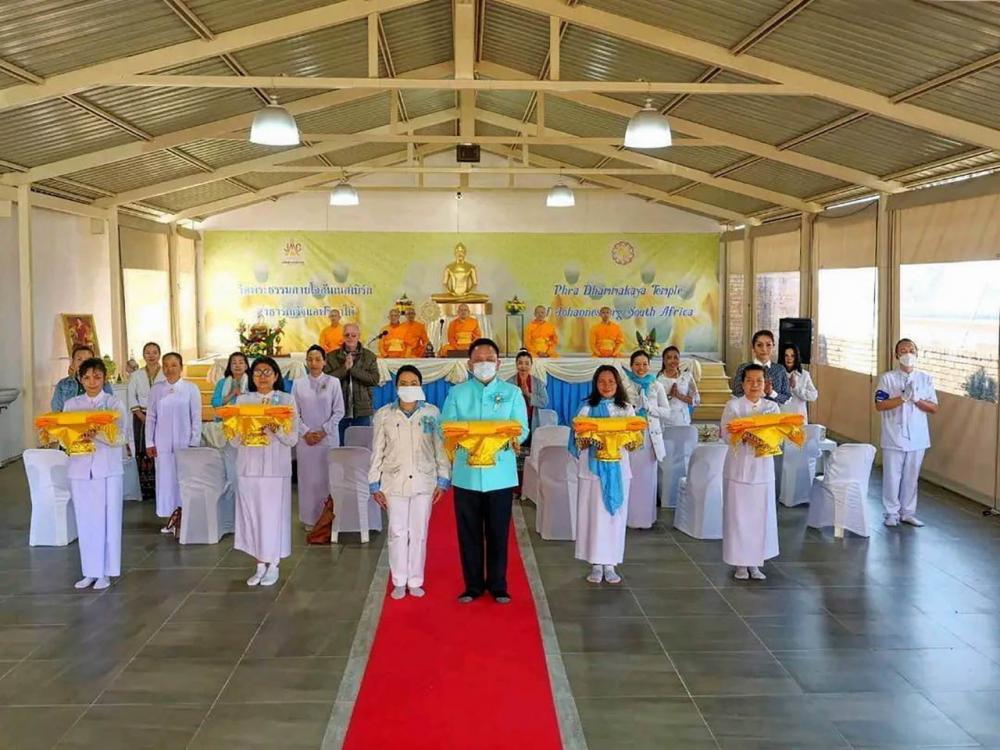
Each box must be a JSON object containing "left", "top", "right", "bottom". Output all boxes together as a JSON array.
[
  {"left": 457, "top": 590, "right": 482, "bottom": 603},
  {"left": 491, "top": 591, "right": 512, "bottom": 604}
]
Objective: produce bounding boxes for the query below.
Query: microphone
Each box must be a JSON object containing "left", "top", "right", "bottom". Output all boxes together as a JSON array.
[{"left": 367, "top": 330, "right": 389, "bottom": 346}]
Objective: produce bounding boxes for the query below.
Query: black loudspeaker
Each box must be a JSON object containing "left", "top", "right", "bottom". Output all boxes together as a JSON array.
[
  {"left": 778, "top": 317, "right": 813, "bottom": 365},
  {"left": 456, "top": 144, "right": 481, "bottom": 163}
]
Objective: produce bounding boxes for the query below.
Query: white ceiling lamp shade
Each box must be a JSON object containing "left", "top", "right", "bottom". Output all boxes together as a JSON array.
[
  {"left": 329, "top": 181, "right": 360, "bottom": 206},
  {"left": 249, "top": 95, "right": 300, "bottom": 146},
  {"left": 546, "top": 183, "right": 575, "bottom": 207},
  {"left": 624, "top": 97, "right": 672, "bottom": 149}
]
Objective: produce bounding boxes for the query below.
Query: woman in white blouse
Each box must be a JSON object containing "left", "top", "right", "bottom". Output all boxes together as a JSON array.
[
  {"left": 126, "top": 341, "right": 166, "bottom": 499},
  {"left": 656, "top": 346, "right": 700, "bottom": 426},
  {"left": 780, "top": 344, "right": 818, "bottom": 422}
]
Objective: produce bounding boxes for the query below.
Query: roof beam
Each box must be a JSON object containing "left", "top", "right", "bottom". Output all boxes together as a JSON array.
[
  {"left": 492, "top": 0, "right": 1000, "bottom": 150},
  {"left": 1, "top": 61, "right": 454, "bottom": 186},
  {"left": 0, "top": 0, "right": 434, "bottom": 112},
  {"left": 255, "top": 165, "right": 694, "bottom": 175},
  {"left": 455, "top": 0, "right": 477, "bottom": 139}
]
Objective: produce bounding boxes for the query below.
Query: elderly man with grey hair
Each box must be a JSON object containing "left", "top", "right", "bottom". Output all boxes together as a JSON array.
[{"left": 324, "top": 322, "right": 380, "bottom": 445}]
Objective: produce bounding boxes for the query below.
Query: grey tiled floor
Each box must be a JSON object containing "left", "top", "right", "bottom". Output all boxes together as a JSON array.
[
  {"left": 523, "top": 470, "right": 1000, "bottom": 750},
  {"left": 0, "top": 462, "right": 381, "bottom": 750}
]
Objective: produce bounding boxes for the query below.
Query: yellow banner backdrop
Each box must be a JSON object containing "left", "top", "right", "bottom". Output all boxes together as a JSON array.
[{"left": 202, "top": 231, "right": 721, "bottom": 355}]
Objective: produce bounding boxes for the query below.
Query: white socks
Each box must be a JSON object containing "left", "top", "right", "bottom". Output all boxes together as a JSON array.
[
  {"left": 74, "top": 577, "right": 96, "bottom": 589},
  {"left": 603, "top": 565, "right": 622, "bottom": 584},
  {"left": 749, "top": 566, "right": 766, "bottom": 580},
  {"left": 408, "top": 586, "right": 425, "bottom": 598},
  {"left": 586, "top": 565, "right": 604, "bottom": 584},
  {"left": 260, "top": 564, "right": 280, "bottom": 586},
  {"left": 733, "top": 566, "right": 750, "bottom": 580},
  {"left": 734, "top": 566, "right": 766, "bottom": 581},
  {"left": 94, "top": 577, "right": 111, "bottom": 590},
  {"left": 247, "top": 563, "right": 266, "bottom": 586},
  {"left": 391, "top": 586, "right": 406, "bottom": 599}
]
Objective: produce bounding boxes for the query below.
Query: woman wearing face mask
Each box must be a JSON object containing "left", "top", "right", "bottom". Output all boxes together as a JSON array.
[
  {"left": 656, "top": 346, "right": 700, "bottom": 426},
  {"left": 127, "top": 341, "right": 166, "bottom": 499},
  {"left": 874, "top": 339, "right": 938, "bottom": 528},
  {"left": 292, "top": 345, "right": 345, "bottom": 527},
  {"left": 506, "top": 350, "right": 549, "bottom": 436},
  {"left": 211, "top": 352, "right": 250, "bottom": 413},
  {"left": 573, "top": 365, "right": 636, "bottom": 584},
  {"left": 230, "top": 357, "right": 299, "bottom": 587},
  {"left": 621, "top": 351, "right": 670, "bottom": 529},
  {"left": 731, "top": 330, "right": 790, "bottom": 405},
  {"left": 779, "top": 344, "right": 817, "bottom": 423},
  {"left": 370, "top": 366, "right": 451, "bottom": 599},
  {"left": 145, "top": 353, "right": 202, "bottom": 533}
]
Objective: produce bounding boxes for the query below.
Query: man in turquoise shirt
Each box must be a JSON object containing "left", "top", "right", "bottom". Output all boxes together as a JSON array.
[{"left": 441, "top": 338, "right": 529, "bottom": 604}]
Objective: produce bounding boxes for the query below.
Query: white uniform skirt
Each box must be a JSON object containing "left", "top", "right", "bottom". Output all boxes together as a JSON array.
[
  {"left": 722, "top": 478, "right": 779, "bottom": 567},
  {"left": 235, "top": 476, "right": 292, "bottom": 564},
  {"left": 154, "top": 451, "right": 180, "bottom": 518},
  {"left": 296, "top": 440, "right": 329, "bottom": 525},
  {"left": 626, "top": 435, "right": 657, "bottom": 529},
  {"left": 70, "top": 475, "right": 123, "bottom": 579},
  {"left": 575, "top": 455, "right": 632, "bottom": 566}
]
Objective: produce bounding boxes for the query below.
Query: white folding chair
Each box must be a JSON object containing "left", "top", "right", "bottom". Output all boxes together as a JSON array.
[
  {"left": 779, "top": 424, "right": 823, "bottom": 507},
  {"left": 536, "top": 409, "right": 558, "bottom": 427},
  {"left": 521, "top": 425, "right": 570, "bottom": 512},
  {"left": 329, "top": 447, "right": 382, "bottom": 544},
  {"left": 176, "top": 448, "right": 232, "bottom": 544},
  {"left": 536, "top": 446, "right": 578, "bottom": 540},
  {"left": 24, "top": 449, "right": 77, "bottom": 546},
  {"left": 122, "top": 452, "right": 142, "bottom": 501},
  {"left": 807, "top": 443, "right": 876, "bottom": 538},
  {"left": 344, "top": 425, "right": 374, "bottom": 450},
  {"left": 673, "top": 443, "right": 727, "bottom": 540},
  {"left": 658, "top": 425, "right": 698, "bottom": 509}
]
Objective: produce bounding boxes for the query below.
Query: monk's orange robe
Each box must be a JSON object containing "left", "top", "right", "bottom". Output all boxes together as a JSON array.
[
  {"left": 524, "top": 320, "right": 559, "bottom": 358},
  {"left": 403, "top": 321, "right": 429, "bottom": 358},
  {"left": 319, "top": 324, "right": 344, "bottom": 353},
  {"left": 440, "top": 317, "right": 481, "bottom": 355},
  {"left": 589, "top": 321, "right": 625, "bottom": 357},
  {"left": 379, "top": 323, "right": 409, "bottom": 358}
]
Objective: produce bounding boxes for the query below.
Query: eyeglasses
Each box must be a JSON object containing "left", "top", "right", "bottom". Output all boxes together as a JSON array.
[{"left": 253, "top": 369, "right": 276, "bottom": 379}]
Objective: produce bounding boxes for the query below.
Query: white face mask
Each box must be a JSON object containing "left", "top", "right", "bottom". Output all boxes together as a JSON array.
[
  {"left": 396, "top": 385, "right": 425, "bottom": 403},
  {"left": 898, "top": 353, "right": 918, "bottom": 368},
  {"left": 471, "top": 361, "right": 498, "bottom": 382}
]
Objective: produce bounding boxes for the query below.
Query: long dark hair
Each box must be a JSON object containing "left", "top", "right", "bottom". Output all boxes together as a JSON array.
[
  {"left": 586, "top": 365, "right": 629, "bottom": 408},
  {"left": 224, "top": 351, "right": 250, "bottom": 379},
  {"left": 658, "top": 345, "right": 680, "bottom": 376},
  {"left": 248, "top": 356, "right": 285, "bottom": 393},
  {"left": 781, "top": 343, "right": 803, "bottom": 373}
]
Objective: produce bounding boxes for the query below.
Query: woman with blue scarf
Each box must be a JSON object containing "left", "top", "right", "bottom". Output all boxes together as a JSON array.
[
  {"left": 621, "top": 351, "right": 670, "bottom": 529},
  {"left": 572, "top": 366, "right": 636, "bottom": 584}
]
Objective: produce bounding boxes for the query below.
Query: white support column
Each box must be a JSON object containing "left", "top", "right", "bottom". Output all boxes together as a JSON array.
[
  {"left": 536, "top": 92, "right": 545, "bottom": 134},
  {"left": 549, "top": 16, "right": 560, "bottom": 80},
  {"left": 107, "top": 206, "right": 126, "bottom": 367},
  {"left": 367, "top": 13, "right": 380, "bottom": 78},
  {"left": 742, "top": 224, "right": 755, "bottom": 356},
  {"left": 799, "top": 212, "right": 816, "bottom": 357},
  {"left": 875, "top": 192, "right": 894, "bottom": 375},
  {"left": 167, "top": 223, "right": 180, "bottom": 352},
  {"left": 194, "top": 234, "right": 206, "bottom": 358},
  {"left": 16, "top": 185, "right": 35, "bottom": 448}
]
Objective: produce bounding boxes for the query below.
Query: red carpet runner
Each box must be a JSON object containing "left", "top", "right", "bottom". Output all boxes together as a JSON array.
[{"left": 343, "top": 492, "right": 563, "bottom": 750}]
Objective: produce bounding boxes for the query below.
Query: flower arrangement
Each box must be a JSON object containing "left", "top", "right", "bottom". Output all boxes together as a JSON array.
[
  {"left": 634, "top": 329, "right": 659, "bottom": 357},
  {"left": 697, "top": 423, "right": 721, "bottom": 443},
  {"left": 238, "top": 317, "right": 287, "bottom": 358},
  {"left": 505, "top": 295, "right": 527, "bottom": 315},
  {"left": 101, "top": 355, "right": 119, "bottom": 383},
  {"left": 395, "top": 293, "right": 415, "bottom": 313}
]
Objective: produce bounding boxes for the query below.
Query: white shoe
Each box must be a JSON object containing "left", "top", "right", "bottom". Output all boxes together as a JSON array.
[
  {"left": 74, "top": 577, "right": 96, "bottom": 589},
  {"left": 884, "top": 515, "right": 900, "bottom": 527},
  {"left": 93, "top": 577, "right": 111, "bottom": 590},
  {"left": 260, "top": 565, "right": 280, "bottom": 586},
  {"left": 246, "top": 564, "right": 266, "bottom": 587},
  {"left": 901, "top": 516, "right": 925, "bottom": 527},
  {"left": 733, "top": 567, "right": 750, "bottom": 580},
  {"left": 391, "top": 586, "right": 406, "bottom": 599},
  {"left": 749, "top": 566, "right": 767, "bottom": 581},
  {"left": 160, "top": 526, "right": 173, "bottom": 534},
  {"left": 603, "top": 565, "right": 622, "bottom": 584},
  {"left": 586, "top": 565, "right": 604, "bottom": 584},
  {"left": 408, "top": 586, "right": 425, "bottom": 598}
]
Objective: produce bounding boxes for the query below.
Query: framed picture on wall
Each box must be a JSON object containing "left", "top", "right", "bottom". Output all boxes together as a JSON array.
[{"left": 60, "top": 314, "right": 100, "bottom": 357}]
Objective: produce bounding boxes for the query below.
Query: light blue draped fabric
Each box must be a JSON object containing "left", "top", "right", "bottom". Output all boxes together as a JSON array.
[
  {"left": 624, "top": 371, "right": 656, "bottom": 416},
  {"left": 569, "top": 399, "right": 625, "bottom": 516}
]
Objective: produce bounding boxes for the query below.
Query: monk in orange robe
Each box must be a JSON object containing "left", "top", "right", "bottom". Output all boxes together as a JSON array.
[
  {"left": 319, "top": 309, "right": 344, "bottom": 352},
  {"left": 402, "top": 308, "right": 430, "bottom": 358},
  {"left": 524, "top": 305, "right": 558, "bottom": 358},
  {"left": 379, "top": 309, "right": 409, "bottom": 358},
  {"left": 589, "top": 306, "right": 625, "bottom": 357},
  {"left": 440, "top": 303, "right": 481, "bottom": 355}
]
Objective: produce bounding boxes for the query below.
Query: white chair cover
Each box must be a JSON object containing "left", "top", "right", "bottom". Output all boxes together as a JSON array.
[
  {"left": 329, "top": 447, "right": 382, "bottom": 543},
  {"left": 536, "top": 446, "right": 578, "bottom": 540},
  {"left": 817, "top": 436, "right": 838, "bottom": 475},
  {"left": 807, "top": 443, "right": 876, "bottom": 538},
  {"left": 521, "top": 425, "right": 571, "bottom": 512},
  {"left": 779, "top": 424, "right": 823, "bottom": 507},
  {"left": 344, "top": 425, "right": 374, "bottom": 450},
  {"left": 24, "top": 449, "right": 77, "bottom": 546},
  {"left": 673, "top": 443, "right": 727, "bottom": 540},
  {"left": 536, "top": 409, "right": 558, "bottom": 427},
  {"left": 176, "top": 448, "right": 233, "bottom": 544},
  {"left": 658, "top": 425, "right": 698, "bottom": 508},
  {"left": 122, "top": 453, "right": 141, "bottom": 501}
]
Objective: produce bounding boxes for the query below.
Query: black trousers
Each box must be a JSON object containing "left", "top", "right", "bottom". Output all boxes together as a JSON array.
[{"left": 453, "top": 486, "right": 513, "bottom": 595}]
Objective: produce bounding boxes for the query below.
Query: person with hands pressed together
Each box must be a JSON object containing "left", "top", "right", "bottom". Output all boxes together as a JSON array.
[
  {"left": 369, "top": 366, "right": 450, "bottom": 600},
  {"left": 622, "top": 350, "right": 670, "bottom": 529},
  {"left": 127, "top": 341, "right": 166, "bottom": 499},
  {"left": 211, "top": 352, "right": 250, "bottom": 412},
  {"left": 324, "top": 323, "right": 379, "bottom": 445},
  {"left": 524, "top": 305, "right": 558, "bottom": 358},
  {"left": 656, "top": 346, "right": 700, "bottom": 426},
  {"left": 507, "top": 349, "right": 549, "bottom": 435},
  {"left": 589, "top": 306, "right": 625, "bottom": 358},
  {"left": 731, "top": 330, "right": 790, "bottom": 405}
]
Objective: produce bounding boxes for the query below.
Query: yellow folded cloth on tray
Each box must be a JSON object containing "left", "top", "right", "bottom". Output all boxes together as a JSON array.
[
  {"left": 441, "top": 420, "right": 523, "bottom": 466},
  {"left": 215, "top": 404, "right": 295, "bottom": 447},
  {"left": 572, "top": 416, "right": 648, "bottom": 461},
  {"left": 726, "top": 413, "right": 805, "bottom": 457},
  {"left": 35, "top": 411, "right": 119, "bottom": 455}
]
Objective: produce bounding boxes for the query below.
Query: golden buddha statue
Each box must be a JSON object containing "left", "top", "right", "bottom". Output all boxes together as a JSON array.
[{"left": 432, "top": 243, "right": 489, "bottom": 303}]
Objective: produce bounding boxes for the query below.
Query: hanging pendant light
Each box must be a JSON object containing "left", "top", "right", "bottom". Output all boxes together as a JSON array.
[
  {"left": 624, "top": 97, "right": 672, "bottom": 149},
  {"left": 546, "top": 183, "right": 575, "bottom": 207},
  {"left": 329, "top": 181, "right": 359, "bottom": 206},
  {"left": 250, "top": 95, "right": 300, "bottom": 146}
]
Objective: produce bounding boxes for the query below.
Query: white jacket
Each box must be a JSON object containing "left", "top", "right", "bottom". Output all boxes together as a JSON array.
[
  {"left": 368, "top": 402, "right": 451, "bottom": 497},
  {"left": 63, "top": 391, "right": 129, "bottom": 480},
  {"left": 622, "top": 378, "right": 669, "bottom": 461}
]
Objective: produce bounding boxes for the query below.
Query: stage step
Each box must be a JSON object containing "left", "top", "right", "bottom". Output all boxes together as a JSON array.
[
  {"left": 187, "top": 362, "right": 216, "bottom": 422},
  {"left": 692, "top": 359, "right": 731, "bottom": 423}
]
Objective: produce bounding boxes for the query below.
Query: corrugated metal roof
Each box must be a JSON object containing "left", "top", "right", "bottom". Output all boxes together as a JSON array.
[
  {"left": 791, "top": 116, "right": 971, "bottom": 177},
  {"left": 0, "top": 0, "right": 193, "bottom": 79},
  {"left": 482, "top": 0, "right": 549, "bottom": 76},
  {"left": 413, "top": 121, "right": 458, "bottom": 137},
  {"left": 896, "top": 149, "right": 1000, "bottom": 185},
  {"left": 634, "top": 144, "right": 750, "bottom": 175},
  {"left": 240, "top": 171, "right": 318, "bottom": 190},
  {"left": 545, "top": 97, "right": 628, "bottom": 138},
  {"left": 35, "top": 178, "right": 109, "bottom": 202},
  {"left": 181, "top": 0, "right": 347, "bottom": 35},
  {"left": 175, "top": 139, "right": 291, "bottom": 169},
  {"left": 601, "top": 171, "right": 691, "bottom": 194},
  {"left": 476, "top": 90, "right": 534, "bottom": 122},
  {"left": 477, "top": 121, "right": 520, "bottom": 137},
  {"left": 64, "top": 151, "right": 202, "bottom": 194},
  {"left": 147, "top": 180, "right": 249, "bottom": 212},
  {"left": 909, "top": 65, "right": 1000, "bottom": 131},
  {"left": 722, "top": 158, "right": 848, "bottom": 199},
  {"left": 381, "top": 0, "right": 453, "bottom": 72},
  {"left": 749, "top": 0, "right": 1000, "bottom": 97},
  {"left": 326, "top": 142, "right": 406, "bottom": 167},
  {"left": 295, "top": 93, "right": 392, "bottom": 134},
  {"left": 528, "top": 145, "right": 603, "bottom": 168},
  {"left": 681, "top": 183, "right": 773, "bottom": 215},
  {"left": 401, "top": 89, "right": 456, "bottom": 121}
]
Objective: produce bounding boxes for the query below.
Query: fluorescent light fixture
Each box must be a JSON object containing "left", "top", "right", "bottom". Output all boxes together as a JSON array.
[
  {"left": 624, "top": 97, "right": 672, "bottom": 149},
  {"left": 249, "top": 96, "right": 300, "bottom": 146},
  {"left": 546, "top": 183, "right": 575, "bottom": 207},
  {"left": 329, "top": 182, "right": 360, "bottom": 206}
]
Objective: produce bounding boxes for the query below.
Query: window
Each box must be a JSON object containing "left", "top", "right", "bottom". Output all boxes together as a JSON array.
[
  {"left": 900, "top": 260, "right": 1000, "bottom": 400},
  {"left": 817, "top": 267, "right": 877, "bottom": 375},
  {"left": 123, "top": 268, "right": 172, "bottom": 359},
  {"left": 755, "top": 271, "right": 800, "bottom": 338}
]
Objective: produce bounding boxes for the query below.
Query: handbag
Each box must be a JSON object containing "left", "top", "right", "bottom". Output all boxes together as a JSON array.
[{"left": 307, "top": 496, "right": 337, "bottom": 545}]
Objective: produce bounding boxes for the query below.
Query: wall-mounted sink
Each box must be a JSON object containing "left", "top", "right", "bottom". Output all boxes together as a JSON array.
[{"left": 0, "top": 388, "right": 20, "bottom": 413}]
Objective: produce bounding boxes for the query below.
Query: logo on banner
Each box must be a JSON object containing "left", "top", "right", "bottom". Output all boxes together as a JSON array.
[
  {"left": 611, "top": 240, "right": 635, "bottom": 265},
  {"left": 281, "top": 239, "right": 305, "bottom": 265}
]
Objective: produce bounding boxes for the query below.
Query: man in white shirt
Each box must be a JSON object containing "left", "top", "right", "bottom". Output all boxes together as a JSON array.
[{"left": 874, "top": 338, "right": 939, "bottom": 527}]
